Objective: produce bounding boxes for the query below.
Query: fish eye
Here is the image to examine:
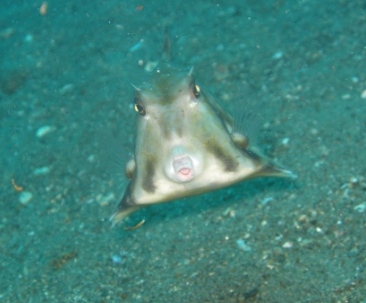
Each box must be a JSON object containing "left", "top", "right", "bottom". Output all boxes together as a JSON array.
[
  {"left": 134, "top": 103, "right": 146, "bottom": 116},
  {"left": 192, "top": 84, "right": 200, "bottom": 99}
]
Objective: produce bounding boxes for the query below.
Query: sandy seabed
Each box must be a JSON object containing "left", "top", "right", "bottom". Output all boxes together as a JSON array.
[{"left": 1, "top": 1, "right": 366, "bottom": 302}]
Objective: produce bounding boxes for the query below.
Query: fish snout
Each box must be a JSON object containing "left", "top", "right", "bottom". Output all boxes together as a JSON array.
[
  {"left": 172, "top": 155, "right": 195, "bottom": 182},
  {"left": 165, "top": 146, "right": 202, "bottom": 183}
]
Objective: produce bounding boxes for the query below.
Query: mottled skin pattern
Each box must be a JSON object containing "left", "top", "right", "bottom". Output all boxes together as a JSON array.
[{"left": 111, "top": 66, "right": 294, "bottom": 225}]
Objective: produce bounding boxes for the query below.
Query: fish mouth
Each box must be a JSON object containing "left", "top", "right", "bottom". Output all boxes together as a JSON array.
[{"left": 172, "top": 155, "right": 195, "bottom": 182}]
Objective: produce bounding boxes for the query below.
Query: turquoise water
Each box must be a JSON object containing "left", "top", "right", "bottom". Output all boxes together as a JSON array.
[{"left": 1, "top": 1, "right": 365, "bottom": 302}]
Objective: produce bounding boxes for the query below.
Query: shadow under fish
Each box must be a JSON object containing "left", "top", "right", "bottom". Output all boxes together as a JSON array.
[{"left": 110, "top": 65, "right": 296, "bottom": 225}]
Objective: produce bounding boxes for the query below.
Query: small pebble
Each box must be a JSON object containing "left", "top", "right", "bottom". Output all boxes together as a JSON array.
[
  {"left": 36, "top": 125, "right": 54, "bottom": 138},
  {"left": 361, "top": 89, "right": 366, "bottom": 99},
  {"left": 281, "top": 138, "right": 290, "bottom": 147},
  {"left": 236, "top": 239, "right": 252, "bottom": 252},
  {"left": 282, "top": 241, "right": 293, "bottom": 249},
  {"left": 223, "top": 207, "right": 236, "bottom": 217},
  {"left": 351, "top": 76, "right": 359, "bottom": 83},
  {"left": 129, "top": 39, "right": 144, "bottom": 53},
  {"left": 59, "top": 84, "right": 74, "bottom": 94},
  {"left": 33, "top": 166, "right": 50, "bottom": 175},
  {"left": 354, "top": 202, "right": 366, "bottom": 213},
  {"left": 272, "top": 51, "right": 283, "bottom": 60},
  {"left": 216, "top": 44, "right": 224, "bottom": 51},
  {"left": 297, "top": 214, "right": 309, "bottom": 223},
  {"left": 19, "top": 191, "right": 33, "bottom": 204},
  {"left": 261, "top": 197, "right": 274, "bottom": 205},
  {"left": 87, "top": 154, "right": 95, "bottom": 162},
  {"left": 310, "top": 128, "right": 319, "bottom": 136},
  {"left": 144, "top": 61, "right": 158, "bottom": 72},
  {"left": 24, "top": 34, "right": 33, "bottom": 42},
  {"left": 111, "top": 254, "right": 123, "bottom": 264}
]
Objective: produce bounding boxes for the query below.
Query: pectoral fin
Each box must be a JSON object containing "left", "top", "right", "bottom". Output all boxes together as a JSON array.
[
  {"left": 125, "top": 159, "right": 136, "bottom": 179},
  {"left": 110, "top": 184, "right": 142, "bottom": 226},
  {"left": 242, "top": 149, "right": 297, "bottom": 179}
]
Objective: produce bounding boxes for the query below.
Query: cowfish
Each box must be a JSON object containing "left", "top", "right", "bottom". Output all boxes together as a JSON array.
[{"left": 111, "top": 66, "right": 294, "bottom": 225}]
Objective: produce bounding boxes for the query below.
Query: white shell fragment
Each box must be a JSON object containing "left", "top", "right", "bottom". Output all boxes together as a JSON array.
[
  {"left": 19, "top": 191, "right": 33, "bottom": 204},
  {"left": 129, "top": 39, "right": 144, "bottom": 53},
  {"left": 236, "top": 239, "right": 252, "bottom": 252},
  {"left": 272, "top": 51, "right": 283, "bottom": 60},
  {"left": 33, "top": 166, "right": 51, "bottom": 175},
  {"left": 36, "top": 125, "right": 54, "bottom": 138}
]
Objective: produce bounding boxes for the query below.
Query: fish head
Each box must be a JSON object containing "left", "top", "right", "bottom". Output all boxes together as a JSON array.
[{"left": 133, "top": 69, "right": 227, "bottom": 184}]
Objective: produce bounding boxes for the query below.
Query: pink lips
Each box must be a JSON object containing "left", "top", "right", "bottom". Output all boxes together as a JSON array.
[
  {"left": 173, "top": 155, "right": 195, "bottom": 182},
  {"left": 179, "top": 167, "right": 191, "bottom": 175}
]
